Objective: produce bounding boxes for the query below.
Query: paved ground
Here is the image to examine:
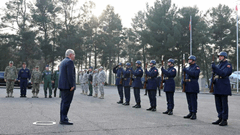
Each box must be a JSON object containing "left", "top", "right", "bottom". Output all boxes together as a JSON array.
[{"left": 0, "top": 85, "right": 240, "bottom": 135}]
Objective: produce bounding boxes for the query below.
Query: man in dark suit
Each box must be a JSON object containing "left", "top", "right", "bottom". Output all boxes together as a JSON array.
[{"left": 58, "top": 49, "right": 76, "bottom": 125}]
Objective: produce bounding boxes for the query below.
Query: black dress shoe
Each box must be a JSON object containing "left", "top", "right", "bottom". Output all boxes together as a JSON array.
[
  {"left": 49, "top": 95, "right": 52, "bottom": 98},
  {"left": 163, "top": 110, "right": 169, "bottom": 114},
  {"left": 146, "top": 107, "right": 153, "bottom": 111},
  {"left": 117, "top": 100, "right": 123, "bottom": 104},
  {"left": 123, "top": 102, "right": 129, "bottom": 106},
  {"left": 151, "top": 107, "right": 156, "bottom": 112},
  {"left": 45, "top": 95, "right": 47, "bottom": 98},
  {"left": 132, "top": 104, "right": 137, "bottom": 108},
  {"left": 219, "top": 120, "right": 228, "bottom": 126},
  {"left": 168, "top": 110, "right": 173, "bottom": 115},
  {"left": 87, "top": 94, "right": 92, "bottom": 96},
  {"left": 20, "top": 95, "right": 24, "bottom": 98},
  {"left": 190, "top": 113, "right": 197, "bottom": 120},
  {"left": 59, "top": 121, "right": 73, "bottom": 125},
  {"left": 184, "top": 113, "right": 192, "bottom": 118},
  {"left": 135, "top": 104, "right": 141, "bottom": 108},
  {"left": 212, "top": 119, "right": 222, "bottom": 125}
]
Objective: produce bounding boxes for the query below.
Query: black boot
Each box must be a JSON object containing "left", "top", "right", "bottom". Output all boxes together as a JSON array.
[
  {"left": 135, "top": 103, "right": 141, "bottom": 108},
  {"left": 132, "top": 104, "right": 137, "bottom": 108},
  {"left": 151, "top": 107, "right": 156, "bottom": 112},
  {"left": 49, "top": 95, "right": 52, "bottom": 98},
  {"left": 183, "top": 113, "right": 192, "bottom": 119},
  {"left": 123, "top": 102, "right": 129, "bottom": 106},
  {"left": 219, "top": 120, "right": 228, "bottom": 126},
  {"left": 190, "top": 113, "right": 197, "bottom": 120},
  {"left": 212, "top": 118, "right": 222, "bottom": 125},
  {"left": 117, "top": 100, "right": 123, "bottom": 104},
  {"left": 146, "top": 107, "right": 153, "bottom": 111},
  {"left": 163, "top": 110, "right": 169, "bottom": 114},
  {"left": 45, "top": 95, "right": 47, "bottom": 98},
  {"left": 168, "top": 110, "right": 173, "bottom": 115}
]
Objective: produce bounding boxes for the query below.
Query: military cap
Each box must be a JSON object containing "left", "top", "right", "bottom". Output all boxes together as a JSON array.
[
  {"left": 99, "top": 66, "right": 104, "bottom": 69},
  {"left": 35, "top": 66, "right": 39, "bottom": 68},
  {"left": 9, "top": 61, "right": 13, "bottom": 64}
]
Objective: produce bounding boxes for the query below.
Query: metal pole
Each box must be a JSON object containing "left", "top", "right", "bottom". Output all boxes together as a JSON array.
[
  {"left": 190, "top": 16, "right": 192, "bottom": 55},
  {"left": 237, "top": 11, "right": 239, "bottom": 94}
]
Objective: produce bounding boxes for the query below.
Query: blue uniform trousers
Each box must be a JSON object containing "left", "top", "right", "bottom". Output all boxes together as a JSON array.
[
  {"left": 134, "top": 88, "right": 141, "bottom": 104},
  {"left": 124, "top": 86, "right": 130, "bottom": 103},
  {"left": 215, "top": 95, "right": 229, "bottom": 120},
  {"left": 20, "top": 79, "right": 28, "bottom": 96},
  {"left": 186, "top": 92, "right": 198, "bottom": 113},
  {"left": 60, "top": 90, "right": 74, "bottom": 122},
  {"left": 117, "top": 85, "right": 123, "bottom": 100},
  {"left": 148, "top": 89, "right": 157, "bottom": 107},
  {"left": 166, "top": 92, "right": 174, "bottom": 110}
]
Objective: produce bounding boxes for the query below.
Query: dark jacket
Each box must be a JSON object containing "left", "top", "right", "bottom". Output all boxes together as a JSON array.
[
  {"left": 58, "top": 57, "right": 76, "bottom": 90},
  {"left": 145, "top": 66, "right": 158, "bottom": 90},
  {"left": 113, "top": 67, "right": 124, "bottom": 86},
  {"left": 162, "top": 66, "right": 176, "bottom": 92},
  {"left": 183, "top": 63, "right": 200, "bottom": 93},
  {"left": 18, "top": 68, "right": 31, "bottom": 80},
  {"left": 212, "top": 60, "right": 232, "bottom": 95},
  {"left": 132, "top": 67, "right": 143, "bottom": 88},
  {"left": 123, "top": 67, "right": 132, "bottom": 87}
]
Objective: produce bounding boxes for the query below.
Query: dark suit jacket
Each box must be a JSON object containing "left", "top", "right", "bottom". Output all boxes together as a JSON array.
[{"left": 58, "top": 57, "right": 76, "bottom": 90}]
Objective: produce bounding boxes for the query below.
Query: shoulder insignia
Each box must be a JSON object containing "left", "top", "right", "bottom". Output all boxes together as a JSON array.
[
  {"left": 139, "top": 70, "right": 141, "bottom": 71},
  {"left": 196, "top": 67, "right": 200, "bottom": 70},
  {"left": 172, "top": 69, "right": 175, "bottom": 72},
  {"left": 227, "top": 65, "right": 231, "bottom": 68},
  {"left": 129, "top": 70, "right": 131, "bottom": 71},
  {"left": 154, "top": 70, "right": 157, "bottom": 72}
]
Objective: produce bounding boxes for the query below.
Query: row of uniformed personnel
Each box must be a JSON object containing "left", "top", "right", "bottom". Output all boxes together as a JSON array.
[
  {"left": 4, "top": 62, "right": 60, "bottom": 98},
  {"left": 113, "top": 51, "right": 232, "bottom": 126}
]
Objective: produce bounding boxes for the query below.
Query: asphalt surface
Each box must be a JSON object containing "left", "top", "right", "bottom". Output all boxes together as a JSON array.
[{"left": 0, "top": 85, "right": 240, "bottom": 135}]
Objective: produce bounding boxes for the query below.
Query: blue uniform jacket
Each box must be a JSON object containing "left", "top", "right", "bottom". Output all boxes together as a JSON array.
[
  {"left": 18, "top": 68, "right": 31, "bottom": 80},
  {"left": 113, "top": 67, "right": 124, "bottom": 86},
  {"left": 123, "top": 67, "right": 132, "bottom": 87},
  {"left": 212, "top": 60, "right": 232, "bottom": 95},
  {"left": 145, "top": 66, "right": 158, "bottom": 90},
  {"left": 58, "top": 57, "right": 76, "bottom": 90},
  {"left": 131, "top": 67, "right": 143, "bottom": 88},
  {"left": 183, "top": 63, "right": 200, "bottom": 93},
  {"left": 161, "top": 66, "right": 176, "bottom": 92}
]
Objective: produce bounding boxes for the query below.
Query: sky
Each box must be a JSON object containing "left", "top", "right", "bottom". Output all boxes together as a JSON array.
[{"left": 0, "top": 0, "right": 238, "bottom": 28}]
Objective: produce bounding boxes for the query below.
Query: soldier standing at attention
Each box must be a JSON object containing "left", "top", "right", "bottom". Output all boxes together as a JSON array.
[
  {"left": 92, "top": 69, "right": 99, "bottom": 98},
  {"left": 98, "top": 66, "right": 106, "bottom": 99},
  {"left": 145, "top": 60, "right": 158, "bottom": 112},
  {"left": 183, "top": 55, "right": 200, "bottom": 120},
  {"left": 211, "top": 52, "right": 232, "bottom": 126},
  {"left": 53, "top": 66, "right": 60, "bottom": 97},
  {"left": 131, "top": 60, "right": 143, "bottom": 108},
  {"left": 161, "top": 59, "right": 176, "bottom": 115},
  {"left": 83, "top": 69, "right": 89, "bottom": 95},
  {"left": 4, "top": 61, "right": 18, "bottom": 98},
  {"left": 113, "top": 63, "right": 124, "bottom": 104},
  {"left": 79, "top": 70, "right": 84, "bottom": 94},
  {"left": 87, "top": 67, "right": 93, "bottom": 96},
  {"left": 18, "top": 62, "right": 31, "bottom": 98},
  {"left": 31, "top": 66, "right": 42, "bottom": 98},
  {"left": 122, "top": 63, "right": 132, "bottom": 106},
  {"left": 42, "top": 65, "right": 53, "bottom": 98}
]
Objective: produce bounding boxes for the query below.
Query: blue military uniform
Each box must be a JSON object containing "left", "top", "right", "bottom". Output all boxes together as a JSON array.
[
  {"left": 122, "top": 67, "right": 132, "bottom": 104},
  {"left": 18, "top": 68, "right": 31, "bottom": 97},
  {"left": 145, "top": 66, "right": 158, "bottom": 109},
  {"left": 131, "top": 66, "right": 143, "bottom": 106},
  {"left": 183, "top": 63, "right": 200, "bottom": 115},
  {"left": 161, "top": 66, "right": 176, "bottom": 111},
  {"left": 113, "top": 66, "right": 124, "bottom": 102},
  {"left": 212, "top": 60, "right": 232, "bottom": 122}
]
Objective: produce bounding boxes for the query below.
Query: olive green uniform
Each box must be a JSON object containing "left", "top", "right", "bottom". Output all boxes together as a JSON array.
[
  {"left": 4, "top": 66, "right": 17, "bottom": 94},
  {"left": 42, "top": 70, "right": 53, "bottom": 97},
  {"left": 31, "top": 70, "right": 42, "bottom": 95}
]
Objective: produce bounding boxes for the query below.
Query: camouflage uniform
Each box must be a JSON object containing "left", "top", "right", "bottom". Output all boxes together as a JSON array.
[
  {"left": 4, "top": 64, "right": 17, "bottom": 96},
  {"left": 98, "top": 68, "right": 106, "bottom": 98},
  {"left": 42, "top": 70, "right": 53, "bottom": 97},
  {"left": 31, "top": 69, "right": 42, "bottom": 97},
  {"left": 53, "top": 70, "right": 60, "bottom": 97},
  {"left": 92, "top": 70, "right": 98, "bottom": 97},
  {"left": 83, "top": 71, "right": 88, "bottom": 95},
  {"left": 79, "top": 72, "right": 84, "bottom": 94}
]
